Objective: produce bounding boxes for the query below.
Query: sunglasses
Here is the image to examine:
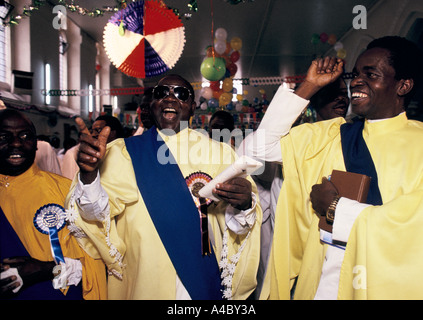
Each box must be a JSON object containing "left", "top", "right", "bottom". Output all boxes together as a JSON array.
[{"left": 152, "top": 85, "right": 192, "bottom": 102}]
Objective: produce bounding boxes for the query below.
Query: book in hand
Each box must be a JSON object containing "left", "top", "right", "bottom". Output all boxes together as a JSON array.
[{"left": 318, "top": 170, "right": 371, "bottom": 233}]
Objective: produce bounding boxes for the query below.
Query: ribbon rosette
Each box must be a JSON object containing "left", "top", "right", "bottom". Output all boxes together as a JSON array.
[{"left": 33, "top": 203, "right": 67, "bottom": 264}]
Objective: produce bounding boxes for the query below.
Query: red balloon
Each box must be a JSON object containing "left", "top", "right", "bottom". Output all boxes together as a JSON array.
[
  {"left": 227, "top": 63, "right": 238, "bottom": 76},
  {"left": 230, "top": 51, "right": 240, "bottom": 63},
  {"left": 209, "top": 81, "right": 220, "bottom": 91}
]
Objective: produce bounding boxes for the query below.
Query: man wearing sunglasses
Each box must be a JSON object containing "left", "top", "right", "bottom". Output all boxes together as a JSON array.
[{"left": 65, "top": 74, "right": 262, "bottom": 300}]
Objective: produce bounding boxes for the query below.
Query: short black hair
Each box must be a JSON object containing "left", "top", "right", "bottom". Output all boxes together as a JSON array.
[
  {"left": 210, "top": 110, "right": 235, "bottom": 131},
  {"left": 94, "top": 115, "right": 124, "bottom": 138},
  {"left": 367, "top": 36, "right": 423, "bottom": 106},
  {"left": 0, "top": 109, "right": 36, "bottom": 135}
]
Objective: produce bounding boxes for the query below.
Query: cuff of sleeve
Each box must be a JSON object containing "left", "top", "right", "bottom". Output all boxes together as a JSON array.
[
  {"left": 225, "top": 192, "right": 257, "bottom": 235},
  {"left": 52, "top": 258, "right": 82, "bottom": 289},
  {"left": 75, "top": 171, "right": 109, "bottom": 222},
  {"left": 332, "top": 197, "right": 371, "bottom": 243}
]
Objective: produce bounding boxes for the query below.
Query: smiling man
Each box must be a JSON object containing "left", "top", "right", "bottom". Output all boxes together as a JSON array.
[
  {"left": 66, "top": 74, "right": 262, "bottom": 300},
  {"left": 253, "top": 36, "right": 423, "bottom": 300},
  {"left": 0, "top": 109, "right": 106, "bottom": 300}
]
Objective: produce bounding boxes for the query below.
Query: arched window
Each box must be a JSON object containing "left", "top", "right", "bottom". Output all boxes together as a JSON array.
[
  {"left": 0, "top": 23, "right": 11, "bottom": 89},
  {"left": 59, "top": 21, "right": 68, "bottom": 105}
]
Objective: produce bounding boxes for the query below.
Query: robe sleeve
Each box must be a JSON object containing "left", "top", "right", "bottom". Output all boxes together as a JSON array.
[
  {"left": 339, "top": 187, "right": 423, "bottom": 299},
  {"left": 66, "top": 139, "right": 138, "bottom": 278}
]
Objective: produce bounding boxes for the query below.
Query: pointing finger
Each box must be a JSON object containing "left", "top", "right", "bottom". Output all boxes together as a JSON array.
[
  {"left": 75, "top": 117, "right": 90, "bottom": 135},
  {"left": 97, "top": 126, "right": 110, "bottom": 148}
]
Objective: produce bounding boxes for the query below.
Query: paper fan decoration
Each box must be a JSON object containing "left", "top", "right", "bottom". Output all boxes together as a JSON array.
[{"left": 104, "top": 0, "right": 186, "bottom": 78}]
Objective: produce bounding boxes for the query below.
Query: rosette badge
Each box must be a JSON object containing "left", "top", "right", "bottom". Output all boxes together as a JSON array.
[{"left": 33, "top": 203, "right": 67, "bottom": 264}]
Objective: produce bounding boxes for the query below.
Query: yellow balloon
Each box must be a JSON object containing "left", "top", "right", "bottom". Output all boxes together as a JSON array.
[
  {"left": 337, "top": 48, "right": 347, "bottom": 59},
  {"left": 230, "top": 37, "right": 242, "bottom": 51},
  {"left": 219, "top": 92, "right": 232, "bottom": 106},
  {"left": 236, "top": 94, "right": 243, "bottom": 102},
  {"left": 222, "top": 78, "right": 233, "bottom": 92},
  {"left": 243, "top": 90, "right": 248, "bottom": 95}
]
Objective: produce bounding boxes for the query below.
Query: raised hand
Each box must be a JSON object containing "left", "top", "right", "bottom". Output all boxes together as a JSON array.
[
  {"left": 75, "top": 117, "right": 110, "bottom": 184},
  {"left": 295, "top": 57, "right": 345, "bottom": 100}
]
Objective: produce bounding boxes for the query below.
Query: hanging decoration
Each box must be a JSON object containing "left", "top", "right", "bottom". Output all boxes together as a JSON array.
[
  {"left": 2, "top": 0, "right": 199, "bottom": 27},
  {"left": 200, "top": 24, "right": 244, "bottom": 111},
  {"left": 103, "top": 0, "right": 186, "bottom": 78}
]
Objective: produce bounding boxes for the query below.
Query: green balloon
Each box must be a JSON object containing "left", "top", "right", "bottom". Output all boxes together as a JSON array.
[{"left": 200, "top": 57, "right": 226, "bottom": 81}]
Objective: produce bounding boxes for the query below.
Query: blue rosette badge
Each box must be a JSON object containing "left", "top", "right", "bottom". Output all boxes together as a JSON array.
[{"left": 33, "top": 203, "right": 67, "bottom": 264}]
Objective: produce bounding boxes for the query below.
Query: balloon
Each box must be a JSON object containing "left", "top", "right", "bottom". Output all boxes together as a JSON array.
[
  {"left": 243, "top": 90, "right": 249, "bottom": 95},
  {"left": 259, "top": 89, "right": 266, "bottom": 95},
  {"left": 311, "top": 33, "right": 320, "bottom": 45},
  {"left": 334, "top": 41, "right": 344, "bottom": 51},
  {"left": 208, "top": 98, "right": 219, "bottom": 108},
  {"left": 222, "top": 54, "right": 231, "bottom": 67},
  {"left": 230, "top": 37, "right": 242, "bottom": 51},
  {"left": 242, "top": 99, "right": 249, "bottom": 106},
  {"left": 336, "top": 48, "right": 347, "bottom": 59},
  {"left": 219, "top": 92, "right": 232, "bottom": 106},
  {"left": 214, "top": 40, "right": 227, "bottom": 55},
  {"left": 209, "top": 81, "right": 220, "bottom": 91},
  {"left": 224, "top": 41, "right": 231, "bottom": 55},
  {"left": 213, "top": 89, "right": 223, "bottom": 99},
  {"left": 235, "top": 102, "right": 243, "bottom": 112},
  {"left": 236, "top": 94, "right": 243, "bottom": 102},
  {"left": 200, "top": 102, "right": 208, "bottom": 110},
  {"left": 320, "top": 32, "right": 328, "bottom": 43},
  {"left": 227, "top": 62, "right": 238, "bottom": 76},
  {"left": 215, "top": 27, "right": 228, "bottom": 41},
  {"left": 230, "top": 50, "right": 240, "bottom": 63},
  {"left": 328, "top": 34, "right": 337, "bottom": 45},
  {"left": 200, "top": 57, "right": 226, "bottom": 81},
  {"left": 222, "top": 78, "right": 233, "bottom": 92},
  {"left": 201, "top": 87, "right": 213, "bottom": 100},
  {"left": 226, "top": 102, "right": 233, "bottom": 111}
]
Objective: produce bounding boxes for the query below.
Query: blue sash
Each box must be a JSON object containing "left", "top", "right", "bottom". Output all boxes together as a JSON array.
[
  {"left": 124, "top": 128, "right": 223, "bottom": 300},
  {"left": 0, "top": 206, "right": 82, "bottom": 300},
  {"left": 340, "top": 120, "right": 383, "bottom": 205}
]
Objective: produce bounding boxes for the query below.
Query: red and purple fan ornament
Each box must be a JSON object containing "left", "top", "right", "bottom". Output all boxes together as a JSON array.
[{"left": 103, "top": 0, "right": 186, "bottom": 78}]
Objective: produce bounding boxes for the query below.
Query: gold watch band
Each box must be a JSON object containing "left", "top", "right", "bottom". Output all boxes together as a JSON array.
[{"left": 326, "top": 196, "right": 340, "bottom": 224}]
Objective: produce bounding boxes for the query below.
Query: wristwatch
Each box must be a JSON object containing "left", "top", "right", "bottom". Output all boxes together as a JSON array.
[{"left": 326, "top": 196, "right": 340, "bottom": 224}]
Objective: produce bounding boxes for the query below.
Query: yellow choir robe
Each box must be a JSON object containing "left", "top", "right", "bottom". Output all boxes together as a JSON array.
[
  {"left": 66, "top": 128, "right": 262, "bottom": 300},
  {"left": 0, "top": 163, "right": 107, "bottom": 300},
  {"left": 268, "top": 113, "right": 423, "bottom": 300}
]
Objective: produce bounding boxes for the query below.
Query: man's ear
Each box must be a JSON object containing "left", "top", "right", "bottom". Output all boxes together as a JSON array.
[
  {"left": 397, "top": 79, "right": 414, "bottom": 97},
  {"left": 190, "top": 101, "right": 196, "bottom": 116}
]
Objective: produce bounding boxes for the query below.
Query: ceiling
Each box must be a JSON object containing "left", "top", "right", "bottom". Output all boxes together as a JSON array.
[{"left": 56, "top": 0, "right": 381, "bottom": 90}]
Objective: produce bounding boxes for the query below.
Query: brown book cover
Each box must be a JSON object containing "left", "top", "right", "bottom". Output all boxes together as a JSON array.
[{"left": 319, "top": 170, "right": 371, "bottom": 233}]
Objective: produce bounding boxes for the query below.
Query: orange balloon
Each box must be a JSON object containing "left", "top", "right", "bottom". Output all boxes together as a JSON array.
[{"left": 213, "top": 89, "right": 223, "bottom": 99}]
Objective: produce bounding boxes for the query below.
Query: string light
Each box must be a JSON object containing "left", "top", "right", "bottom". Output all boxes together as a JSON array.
[{"left": 2, "top": 0, "right": 199, "bottom": 26}]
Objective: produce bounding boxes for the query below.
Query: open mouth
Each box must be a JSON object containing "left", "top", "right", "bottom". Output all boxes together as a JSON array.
[
  {"left": 7, "top": 153, "right": 25, "bottom": 165},
  {"left": 162, "top": 107, "right": 178, "bottom": 120},
  {"left": 351, "top": 92, "right": 369, "bottom": 104},
  {"left": 332, "top": 102, "right": 348, "bottom": 115}
]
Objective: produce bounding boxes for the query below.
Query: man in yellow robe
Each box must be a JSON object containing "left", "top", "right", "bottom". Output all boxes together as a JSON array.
[
  {"left": 0, "top": 109, "right": 107, "bottom": 300},
  {"left": 66, "top": 74, "right": 262, "bottom": 300},
  {"left": 257, "top": 36, "right": 423, "bottom": 299}
]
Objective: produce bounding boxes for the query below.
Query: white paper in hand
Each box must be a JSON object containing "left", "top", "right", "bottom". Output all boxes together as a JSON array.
[{"left": 198, "top": 155, "right": 263, "bottom": 201}]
